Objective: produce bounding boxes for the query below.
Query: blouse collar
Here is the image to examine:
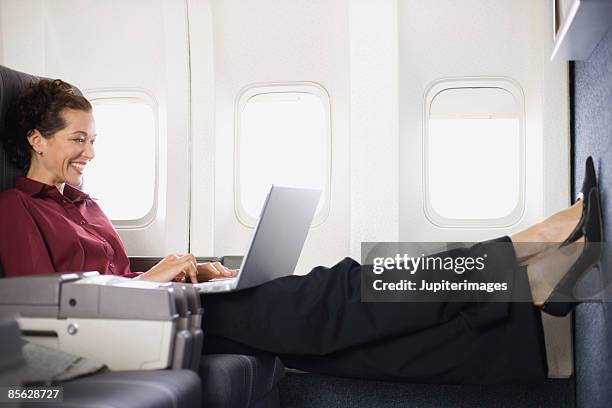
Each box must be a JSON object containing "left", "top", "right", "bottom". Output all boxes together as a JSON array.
[{"left": 15, "top": 177, "right": 90, "bottom": 202}]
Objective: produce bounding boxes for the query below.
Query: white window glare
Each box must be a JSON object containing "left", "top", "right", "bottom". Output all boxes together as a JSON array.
[
  {"left": 425, "top": 82, "right": 525, "bottom": 227},
  {"left": 236, "top": 85, "right": 331, "bottom": 226},
  {"left": 428, "top": 117, "right": 520, "bottom": 219},
  {"left": 83, "top": 97, "right": 157, "bottom": 223}
]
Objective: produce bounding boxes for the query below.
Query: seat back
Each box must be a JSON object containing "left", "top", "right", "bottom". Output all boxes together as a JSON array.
[
  {"left": 0, "top": 65, "right": 37, "bottom": 191},
  {"left": 0, "top": 66, "right": 39, "bottom": 278},
  {"left": 0, "top": 66, "right": 83, "bottom": 278}
]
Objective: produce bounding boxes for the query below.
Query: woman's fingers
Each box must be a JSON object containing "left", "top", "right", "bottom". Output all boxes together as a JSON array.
[
  {"left": 188, "top": 259, "right": 199, "bottom": 284},
  {"left": 164, "top": 253, "right": 180, "bottom": 262},
  {"left": 178, "top": 254, "right": 199, "bottom": 283},
  {"left": 222, "top": 266, "right": 237, "bottom": 277},
  {"left": 209, "top": 262, "right": 236, "bottom": 277},
  {"left": 172, "top": 272, "right": 186, "bottom": 283},
  {"left": 193, "top": 262, "right": 237, "bottom": 281},
  {"left": 158, "top": 254, "right": 236, "bottom": 283},
  {"left": 199, "top": 262, "right": 222, "bottom": 280},
  {"left": 211, "top": 262, "right": 226, "bottom": 276}
]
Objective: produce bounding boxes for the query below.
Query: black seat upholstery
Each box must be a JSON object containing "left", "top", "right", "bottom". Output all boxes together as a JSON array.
[
  {"left": 199, "top": 354, "right": 285, "bottom": 408},
  {"left": 0, "top": 66, "right": 38, "bottom": 191},
  {"left": 22, "top": 370, "right": 202, "bottom": 408},
  {"left": 0, "top": 66, "right": 39, "bottom": 278}
]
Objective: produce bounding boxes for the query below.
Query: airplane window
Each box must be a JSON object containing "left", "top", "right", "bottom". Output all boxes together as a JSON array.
[
  {"left": 425, "top": 83, "right": 524, "bottom": 227},
  {"left": 236, "top": 84, "right": 331, "bottom": 227},
  {"left": 83, "top": 97, "right": 157, "bottom": 224}
]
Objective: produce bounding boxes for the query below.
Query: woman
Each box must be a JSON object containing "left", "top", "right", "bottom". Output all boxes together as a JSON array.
[
  {"left": 0, "top": 79, "right": 234, "bottom": 283},
  {"left": 0, "top": 79, "right": 602, "bottom": 383}
]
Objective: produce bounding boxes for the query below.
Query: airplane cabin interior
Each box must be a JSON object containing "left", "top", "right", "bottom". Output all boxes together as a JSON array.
[{"left": 0, "top": 0, "right": 611, "bottom": 407}]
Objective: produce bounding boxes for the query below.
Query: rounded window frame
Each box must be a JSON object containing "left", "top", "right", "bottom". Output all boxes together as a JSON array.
[
  {"left": 234, "top": 82, "right": 332, "bottom": 228},
  {"left": 423, "top": 77, "right": 526, "bottom": 228}
]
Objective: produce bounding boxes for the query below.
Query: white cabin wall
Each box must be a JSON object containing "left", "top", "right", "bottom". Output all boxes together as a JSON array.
[
  {"left": 348, "top": 0, "right": 400, "bottom": 259},
  {"left": 536, "top": 0, "right": 573, "bottom": 380},
  {"left": 187, "top": 0, "right": 216, "bottom": 257},
  {"left": 0, "top": 0, "right": 45, "bottom": 73},
  {"left": 199, "top": 0, "right": 351, "bottom": 274},
  {"left": 192, "top": 0, "right": 401, "bottom": 270}
]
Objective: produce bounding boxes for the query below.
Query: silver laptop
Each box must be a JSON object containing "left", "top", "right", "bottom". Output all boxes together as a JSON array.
[{"left": 193, "top": 186, "right": 321, "bottom": 293}]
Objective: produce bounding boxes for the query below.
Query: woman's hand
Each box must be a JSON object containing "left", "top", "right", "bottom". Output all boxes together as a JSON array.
[
  {"left": 137, "top": 254, "right": 199, "bottom": 283},
  {"left": 194, "top": 262, "right": 237, "bottom": 282},
  {"left": 136, "top": 254, "right": 236, "bottom": 283}
]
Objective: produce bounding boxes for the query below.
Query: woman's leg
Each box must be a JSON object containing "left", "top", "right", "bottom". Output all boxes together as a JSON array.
[
  {"left": 202, "top": 249, "right": 546, "bottom": 383},
  {"left": 277, "top": 291, "right": 547, "bottom": 384},
  {"left": 511, "top": 200, "right": 585, "bottom": 305},
  {"left": 203, "top": 236, "right": 525, "bottom": 356},
  {"left": 201, "top": 204, "right": 581, "bottom": 382},
  {"left": 511, "top": 200, "right": 582, "bottom": 263}
]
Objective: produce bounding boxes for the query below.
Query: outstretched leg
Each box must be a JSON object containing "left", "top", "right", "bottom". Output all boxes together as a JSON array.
[
  {"left": 511, "top": 200, "right": 585, "bottom": 305},
  {"left": 201, "top": 204, "right": 582, "bottom": 383},
  {"left": 202, "top": 237, "right": 521, "bottom": 356}
]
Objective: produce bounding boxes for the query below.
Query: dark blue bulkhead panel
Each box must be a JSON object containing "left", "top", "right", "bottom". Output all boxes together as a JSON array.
[{"left": 573, "top": 27, "right": 612, "bottom": 408}]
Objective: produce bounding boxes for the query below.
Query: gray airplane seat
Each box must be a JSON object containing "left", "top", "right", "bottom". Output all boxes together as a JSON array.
[
  {"left": 0, "top": 65, "right": 32, "bottom": 193},
  {"left": 0, "top": 274, "right": 285, "bottom": 408},
  {"left": 199, "top": 354, "right": 285, "bottom": 408},
  {"left": 0, "top": 315, "right": 201, "bottom": 408},
  {"left": 0, "top": 274, "right": 202, "bottom": 408},
  {"left": 0, "top": 273, "right": 196, "bottom": 371}
]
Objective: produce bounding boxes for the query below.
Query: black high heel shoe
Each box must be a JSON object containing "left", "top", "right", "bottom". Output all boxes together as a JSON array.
[
  {"left": 562, "top": 156, "right": 597, "bottom": 246},
  {"left": 541, "top": 187, "right": 603, "bottom": 317}
]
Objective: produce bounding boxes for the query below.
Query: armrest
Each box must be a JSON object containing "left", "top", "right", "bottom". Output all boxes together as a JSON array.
[
  {"left": 129, "top": 256, "right": 222, "bottom": 273},
  {"left": 0, "top": 274, "right": 181, "bottom": 371},
  {"left": 171, "top": 284, "right": 204, "bottom": 371}
]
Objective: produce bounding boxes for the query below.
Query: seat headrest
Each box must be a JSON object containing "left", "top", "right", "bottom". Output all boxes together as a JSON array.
[{"left": 0, "top": 65, "right": 41, "bottom": 190}]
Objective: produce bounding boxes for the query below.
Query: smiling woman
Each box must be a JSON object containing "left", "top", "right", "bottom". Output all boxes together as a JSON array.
[{"left": 0, "top": 79, "right": 234, "bottom": 283}]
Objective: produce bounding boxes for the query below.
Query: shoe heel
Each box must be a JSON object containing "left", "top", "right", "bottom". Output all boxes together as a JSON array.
[
  {"left": 562, "top": 157, "right": 597, "bottom": 246},
  {"left": 541, "top": 188, "right": 602, "bottom": 317}
]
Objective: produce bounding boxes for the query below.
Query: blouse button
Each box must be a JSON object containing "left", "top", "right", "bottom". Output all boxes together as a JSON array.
[
  {"left": 80, "top": 220, "right": 86, "bottom": 225},
  {"left": 109, "top": 263, "right": 115, "bottom": 268}
]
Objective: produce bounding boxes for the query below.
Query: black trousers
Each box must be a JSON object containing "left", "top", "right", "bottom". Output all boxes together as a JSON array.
[{"left": 201, "top": 237, "right": 548, "bottom": 384}]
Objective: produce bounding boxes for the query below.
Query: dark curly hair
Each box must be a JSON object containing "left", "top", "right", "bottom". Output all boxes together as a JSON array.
[{"left": 3, "top": 79, "right": 92, "bottom": 171}]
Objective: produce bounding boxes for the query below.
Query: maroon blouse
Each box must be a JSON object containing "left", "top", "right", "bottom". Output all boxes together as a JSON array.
[{"left": 0, "top": 177, "right": 139, "bottom": 278}]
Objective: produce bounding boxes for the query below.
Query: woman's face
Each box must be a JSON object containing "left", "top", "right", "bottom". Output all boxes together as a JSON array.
[{"left": 28, "top": 108, "right": 96, "bottom": 187}]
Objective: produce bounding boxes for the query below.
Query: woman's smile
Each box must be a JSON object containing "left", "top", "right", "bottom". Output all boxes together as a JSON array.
[{"left": 69, "top": 161, "right": 87, "bottom": 174}]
